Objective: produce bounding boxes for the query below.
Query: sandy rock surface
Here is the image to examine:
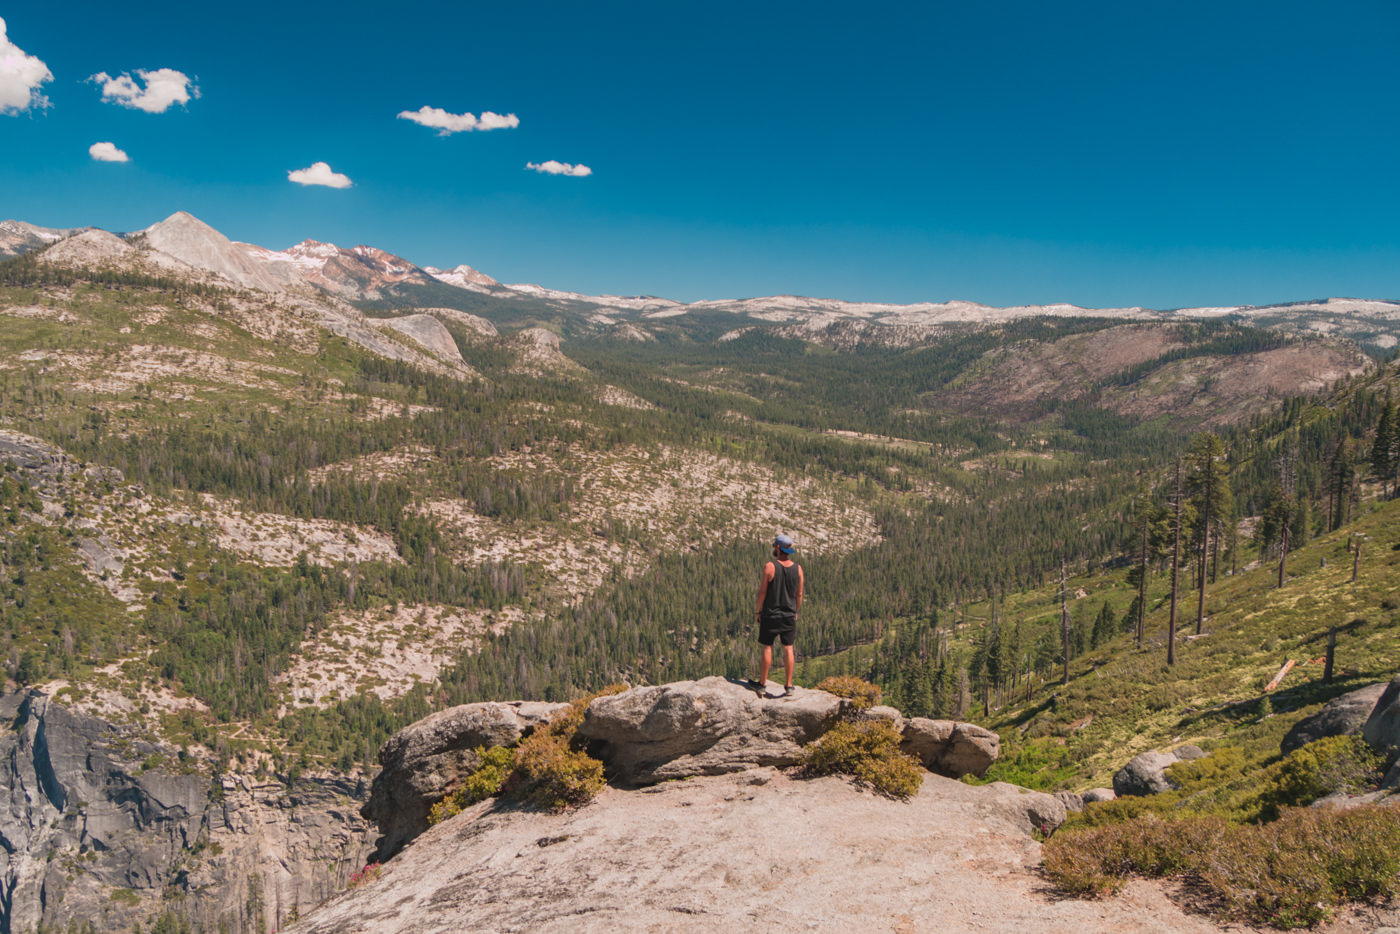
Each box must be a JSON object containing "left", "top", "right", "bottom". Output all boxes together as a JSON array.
[{"left": 285, "top": 769, "right": 1304, "bottom": 934}]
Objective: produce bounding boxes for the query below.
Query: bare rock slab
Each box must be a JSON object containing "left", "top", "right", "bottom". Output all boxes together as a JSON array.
[
  {"left": 283, "top": 772, "right": 1238, "bottom": 934},
  {"left": 577, "top": 677, "right": 842, "bottom": 785}
]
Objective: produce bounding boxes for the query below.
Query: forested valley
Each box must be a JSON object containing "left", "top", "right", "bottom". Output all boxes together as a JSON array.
[{"left": 0, "top": 253, "right": 1393, "bottom": 787}]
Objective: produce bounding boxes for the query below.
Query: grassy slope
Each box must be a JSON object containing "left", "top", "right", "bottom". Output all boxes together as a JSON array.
[{"left": 973, "top": 493, "right": 1400, "bottom": 791}]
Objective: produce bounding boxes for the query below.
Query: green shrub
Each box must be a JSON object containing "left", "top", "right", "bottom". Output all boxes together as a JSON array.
[
  {"left": 428, "top": 745, "right": 517, "bottom": 825},
  {"left": 1044, "top": 805, "right": 1400, "bottom": 929},
  {"left": 1241, "top": 735, "right": 1384, "bottom": 822},
  {"left": 801, "top": 719, "right": 922, "bottom": 799},
  {"left": 427, "top": 686, "right": 627, "bottom": 821},
  {"left": 815, "top": 676, "right": 882, "bottom": 711},
  {"left": 973, "top": 738, "right": 1076, "bottom": 790}
]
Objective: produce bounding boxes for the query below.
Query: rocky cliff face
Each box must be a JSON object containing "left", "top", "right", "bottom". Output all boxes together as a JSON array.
[{"left": 0, "top": 691, "right": 374, "bottom": 934}]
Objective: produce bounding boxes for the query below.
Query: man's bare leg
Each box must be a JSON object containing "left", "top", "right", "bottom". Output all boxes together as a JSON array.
[
  {"left": 782, "top": 644, "right": 795, "bottom": 688},
  {"left": 758, "top": 644, "right": 773, "bottom": 687}
]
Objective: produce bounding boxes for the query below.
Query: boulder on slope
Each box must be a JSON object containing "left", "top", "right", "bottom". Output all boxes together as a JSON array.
[
  {"left": 900, "top": 718, "right": 999, "bottom": 778},
  {"left": 1283, "top": 682, "right": 1388, "bottom": 754},
  {"left": 362, "top": 700, "right": 565, "bottom": 859},
  {"left": 1113, "top": 750, "right": 1182, "bottom": 797}
]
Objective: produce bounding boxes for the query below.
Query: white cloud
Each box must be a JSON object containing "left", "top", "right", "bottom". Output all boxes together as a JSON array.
[
  {"left": 90, "top": 68, "right": 196, "bottom": 113},
  {"left": 288, "top": 161, "right": 353, "bottom": 189},
  {"left": 89, "top": 141, "right": 129, "bottom": 162},
  {"left": 526, "top": 160, "right": 592, "bottom": 177},
  {"left": 0, "top": 17, "right": 53, "bottom": 115},
  {"left": 397, "top": 105, "right": 520, "bottom": 135}
]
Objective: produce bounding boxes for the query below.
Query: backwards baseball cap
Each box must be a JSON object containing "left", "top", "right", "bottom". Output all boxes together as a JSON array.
[{"left": 774, "top": 533, "right": 795, "bottom": 554}]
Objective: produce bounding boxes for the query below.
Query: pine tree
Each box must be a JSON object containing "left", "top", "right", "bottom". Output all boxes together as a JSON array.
[
  {"left": 1371, "top": 396, "right": 1395, "bottom": 498},
  {"left": 1091, "top": 599, "right": 1115, "bottom": 648},
  {"left": 1186, "top": 433, "right": 1232, "bottom": 635}
]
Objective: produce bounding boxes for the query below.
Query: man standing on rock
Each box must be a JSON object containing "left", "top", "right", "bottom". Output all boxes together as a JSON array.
[{"left": 752, "top": 533, "right": 803, "bottom": 697}]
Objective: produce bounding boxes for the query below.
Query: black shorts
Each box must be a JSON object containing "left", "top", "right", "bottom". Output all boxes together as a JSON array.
[{"left": 759, "top": 614, "right": 796, "bottom": 647}]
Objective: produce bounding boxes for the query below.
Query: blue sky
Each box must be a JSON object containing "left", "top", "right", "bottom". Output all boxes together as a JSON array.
[{"left": 2, "top": 1, "right": 1399, "bottom": 308}]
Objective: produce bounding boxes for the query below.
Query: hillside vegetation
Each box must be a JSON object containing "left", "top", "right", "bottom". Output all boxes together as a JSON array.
[{"left": 0, "top": 247, "right": 1395, "bottom": 817}]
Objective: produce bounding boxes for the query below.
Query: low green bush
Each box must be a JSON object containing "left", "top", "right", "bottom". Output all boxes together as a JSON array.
[
  {"left": 1045, "top": 805, "right": 1400, "bottom": 928},
  {"left": 428, "top": 745, "right": 517, "bottom": 825},
  {"left": 801, "top": 719, "right": 922, "bottom": 799},
  {"left": 815, "top": 676, "right": 882, "bottom": 711},
  {"left": 973, "top": 738, "right": 1077, "bottom": 790},
  {"left": 1241, "top": 735, "right": 1384, "bottom": 822},
  {"left": 427, "top": 684, "right": 628, "bottom": 820}
]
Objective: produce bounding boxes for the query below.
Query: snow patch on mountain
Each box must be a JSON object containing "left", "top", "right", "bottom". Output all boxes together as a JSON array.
[{"left": 424, "top": 264, "right": 499, "bottom": 289}]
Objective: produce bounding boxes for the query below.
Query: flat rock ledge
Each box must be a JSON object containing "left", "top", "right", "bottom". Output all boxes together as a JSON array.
[
  {"left": 365, "top": 677, "right": 1005, "bottom": 858},
  {"left": 285, "top": 771, "right": 1227, "bottom": 934}
]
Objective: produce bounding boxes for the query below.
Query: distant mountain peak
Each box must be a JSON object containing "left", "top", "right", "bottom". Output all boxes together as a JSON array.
[
  {"left": 140, "top": 211, "right": 284, "bottom": 291},
  {"left": 425, "top": 263, "right": 500, "bottom": 289}
]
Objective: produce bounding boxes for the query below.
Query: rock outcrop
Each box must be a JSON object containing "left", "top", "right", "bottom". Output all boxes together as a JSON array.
[
  {"left": 1363, "top": 674, "right": 1400, "bottom": 789},
  {"left": 1283, "top": 682, "right": 1387, "bottom": 754},
  {"left": 362, "top": 678, "right": 1007, "bottom": 860},
  {"left": 374, "top": 314, "right": 469, "bottom": 367},
  {"left": 277, "top": 770, "right": 1213, "bottom": 934},
  {"left": 577, "top": 678, "right": 842, "bottom": 785},
  {"left": 899, "top": 717, "right": 1001, "bottom": 777},
  {"left": 362, "top": 700, "right": 565, "bottom": 860},
  {"left": 0, "top": 690, "right": 374, "bottom": 933}
]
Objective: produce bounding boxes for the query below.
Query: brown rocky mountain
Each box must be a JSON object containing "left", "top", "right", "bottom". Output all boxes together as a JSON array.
[{"left": 931, "top": 321, "right": 1373, "bottom": 427}]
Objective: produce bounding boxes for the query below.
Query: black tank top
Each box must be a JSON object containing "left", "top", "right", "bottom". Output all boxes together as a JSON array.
[{"left": 763, "top": 561, "right": 801, "bottom": 617}]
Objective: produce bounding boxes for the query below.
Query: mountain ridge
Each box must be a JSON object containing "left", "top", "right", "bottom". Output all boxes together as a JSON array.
[{"left": 7, "top": 212, "right": 1400, "bottom": 353}]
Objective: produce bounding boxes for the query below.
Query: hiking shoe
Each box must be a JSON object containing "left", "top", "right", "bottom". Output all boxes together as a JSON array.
[
  {"left": 746, "top": 679, "right": 766, "bottom": 694},
  {"left": 782, "top": 685, "right": 794, "bottom": 697}
]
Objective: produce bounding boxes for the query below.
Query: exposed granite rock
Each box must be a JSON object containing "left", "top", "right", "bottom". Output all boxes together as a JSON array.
[
  {"left": 362, "top": 700, "right": 565, "bottom": 860},
  {"left": 978, "top": 782, "right": 1069, "bottom": 836},
  {"left": 1362, "top": 675, "right": 1400, "bottom": 758},
  {"left": 360, "top": 680, "right": 1008, "bottom": 863},
  {"left": 0, "top": 690, "right": 374, "bottom": 934},
  {"left": 577, "top": 677, "right": 842, "bottom": 786},
  {"left": 279, "top": 771, "right": 1142, "bottom": 934},
  {"left": 899, "top": 718, "right": 999, "bottom": 778},
  {"left": 899, "top": 717, "right": 953, "bottom": 762},
  {"left": 1082, "top": 787, "right": 1117, "bottom": 804},
  {"left": 1113, "top": 750, "right": 1182, "bottom": 797},
  {"left": 374, "top": 314, "right": 467, "bottom": 367},
  {"left": 859, "top": 704, "right": 904, "bottom": 725},
  {"left": 1283, "top": 682, "right": 1387, "bottom": 754},
  {"left": 1055, "top": 790, "right": 1084, "bottom": 813},
  {"left": 942, "top": 723, "right": 1001, "bottom": 778}
]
